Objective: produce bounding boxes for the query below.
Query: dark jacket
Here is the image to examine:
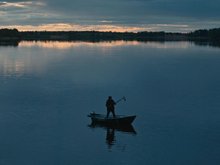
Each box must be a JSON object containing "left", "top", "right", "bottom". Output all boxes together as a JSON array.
[{"left": 106, "top": 98, "right": 116, "bottom": 111}]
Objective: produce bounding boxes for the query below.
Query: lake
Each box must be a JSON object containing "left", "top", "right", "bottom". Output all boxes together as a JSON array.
[{"left": 0, "top": 41, "right": 220, "bottom": 165}]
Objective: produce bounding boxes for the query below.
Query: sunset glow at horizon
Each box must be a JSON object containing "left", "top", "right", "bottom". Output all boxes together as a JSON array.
[
  {"left": 0, "top": 23, "right": 154, "bottom": 32},
  {"left": 0, "top": 23, "right": 194, "bottom": 33}
]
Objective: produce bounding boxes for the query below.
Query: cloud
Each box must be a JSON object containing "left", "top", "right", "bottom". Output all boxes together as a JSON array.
[
  {"left": 0, "top": 1, "right": 52, "bottom": 25},
  {"left": 0, "top": 1, "right": 44, "bottom": 8},
  {"left": 38, "top": 0, "right": 220, "bottom": 32},
  {"left": 0, "top": 22, "right": 199, "bottom": 33},
  {"left": 0, "top": 23, "right": 154, "bottom": 32},
  {"left": 43, "top": 0, "right": 220, "bottom": 19},
  {"left": 0, "top": 0, "right": 220, "bottom": 32}
]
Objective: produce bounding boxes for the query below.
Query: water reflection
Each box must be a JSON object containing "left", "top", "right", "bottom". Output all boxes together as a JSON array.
[
  {"left": 193, "top": 40, "right": 220, "bottom": 48},
  {"left": 18, "top": 40, "right": 195, "bottom": 49},
  {"left": 106, "top": 128, "right": 115, "bottom": 149},
  {"left": 0, "top": 41, "right": 193, "bottom": 78},
  {"left": 18, "top": 41, "right": 141, "bottom": 49},
  {"left": 88, "top": 123, "right": 136, "bottom": 151},
  {"left": 1, "top": 39, "right": 220, "bottom": 49},
  {"left": 0, "top": 41, "right": 19, "bottom": 47}
]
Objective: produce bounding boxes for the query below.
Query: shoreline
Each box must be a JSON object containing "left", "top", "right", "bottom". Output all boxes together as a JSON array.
[{"left": 0, "top": 28, "right": 220, "bottom": 47}]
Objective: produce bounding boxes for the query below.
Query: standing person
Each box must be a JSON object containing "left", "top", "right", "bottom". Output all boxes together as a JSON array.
[{"left": 106, "top": 96, "right": 116, "bottom": 118}]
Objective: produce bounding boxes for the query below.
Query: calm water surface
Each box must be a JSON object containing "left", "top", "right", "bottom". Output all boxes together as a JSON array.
[{"left": 0, "top": 41, "right": 220, "bottom": 165}]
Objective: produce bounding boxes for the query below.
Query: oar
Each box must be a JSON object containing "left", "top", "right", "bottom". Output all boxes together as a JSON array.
[{"left": 116, "top": 96, "right": 126, "bottom": 104}]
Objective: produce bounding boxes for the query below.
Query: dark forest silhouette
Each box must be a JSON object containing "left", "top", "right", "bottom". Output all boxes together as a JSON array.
[{"left": 0, "top": 27, "right": 220, "bottom": 47}]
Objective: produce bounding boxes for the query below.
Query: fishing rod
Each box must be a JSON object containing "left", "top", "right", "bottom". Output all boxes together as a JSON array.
[{"left": 116, "top": 96, "right": 126, "bottom": 104}]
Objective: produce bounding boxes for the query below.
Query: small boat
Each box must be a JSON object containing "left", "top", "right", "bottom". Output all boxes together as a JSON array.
[{"left": 88, "top": 112, "right": 136, "bottom": 125}]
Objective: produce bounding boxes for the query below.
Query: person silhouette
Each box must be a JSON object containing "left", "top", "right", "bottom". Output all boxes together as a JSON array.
[{"left": 106, "top": 96, "right": 116, "bottom": 118}]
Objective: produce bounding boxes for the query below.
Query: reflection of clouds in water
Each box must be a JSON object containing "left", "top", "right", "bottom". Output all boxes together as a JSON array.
[
  {"left": 2, "top": 60, "right": 25, "bottom": 77},
  {"left": 0, "top": 53, "right": 25, "bottom": 77},
  {"left": 0, "top": 47, "right": 63, "bottom": 77},
  {"left": 0, "top": 41, "right": 192, "bottom": 77},
  {"left": 19, "top": 41, "right": 192, "bottom": 50},
  {"left": 19, "top": 41, "right": 141, "bottom": 49},
  {"left": 145, "top": 41, "right": 193, "bottom": 49}
]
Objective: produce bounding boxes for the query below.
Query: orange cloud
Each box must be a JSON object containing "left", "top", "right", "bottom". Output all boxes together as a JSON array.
[{"left": 0, "top": 23, "right": 152, "bottom": 32}]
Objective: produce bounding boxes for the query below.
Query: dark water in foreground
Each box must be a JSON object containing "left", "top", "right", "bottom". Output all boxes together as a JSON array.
[{"left": 0, "top": 41, "right": 220, "bottom": 165}]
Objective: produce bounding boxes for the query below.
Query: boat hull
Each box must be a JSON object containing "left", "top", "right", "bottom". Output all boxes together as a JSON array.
[{"left": 88, "top": 113, "right": 136, "bottom": 125}]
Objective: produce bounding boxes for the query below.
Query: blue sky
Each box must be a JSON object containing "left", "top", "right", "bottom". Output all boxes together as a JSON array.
[{"left": 0, "top": 0, "right": 220, "bottom": 32}]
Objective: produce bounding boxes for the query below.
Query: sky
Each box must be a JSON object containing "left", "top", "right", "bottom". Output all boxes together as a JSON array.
[{"left": 0, "top": 0, "right": 220, "bottom": 32}]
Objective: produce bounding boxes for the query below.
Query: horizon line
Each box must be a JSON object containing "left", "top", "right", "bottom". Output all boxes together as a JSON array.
[{"left": 0, "top": 23, "right": 195, "bottom": 33}]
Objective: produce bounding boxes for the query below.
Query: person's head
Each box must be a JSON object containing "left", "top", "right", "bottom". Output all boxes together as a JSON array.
[{"left": 108, "top": 96, "right": 112, "bottom": 99}]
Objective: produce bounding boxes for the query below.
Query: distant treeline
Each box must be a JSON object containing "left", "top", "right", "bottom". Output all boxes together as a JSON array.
[
  {"left": 19, "top": 31, "right": 188, "bottom": 41},
  {"left": 188, "top": 28, "right": 220, "bottom": 41},
  {"left": 0, "top": 27, "right": 220, "bottom": 46}
]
